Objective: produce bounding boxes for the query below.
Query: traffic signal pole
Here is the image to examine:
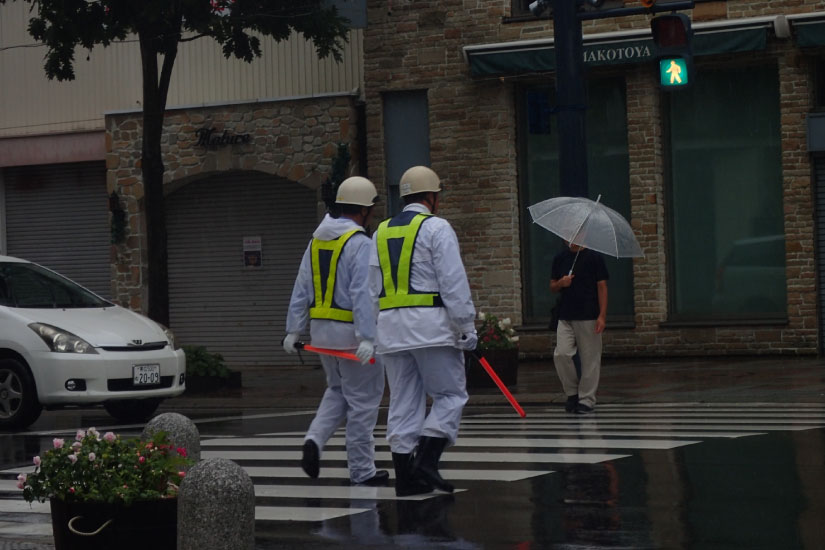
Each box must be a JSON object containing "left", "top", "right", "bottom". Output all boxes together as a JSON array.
[
  {"left": 553, "top": 0, "right": 588, "bottom": 198},
  {"left": 547, "top": 0, "right": 694, "bottom": 199}
]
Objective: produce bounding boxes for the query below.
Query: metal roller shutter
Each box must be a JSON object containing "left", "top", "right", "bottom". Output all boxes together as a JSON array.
[
  {"left": 3, "top": 162, "right": 111, "bottom": 298},
  {"left": 167, "top": 171, "right": 320, "bottom": 367}
]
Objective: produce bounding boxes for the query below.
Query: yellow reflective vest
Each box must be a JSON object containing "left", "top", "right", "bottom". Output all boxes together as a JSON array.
[
  {"left": 309, "top": 228, "right": 364, "bottom": 322},
  {"left": 375, "top": 212, "right": 443, "bottom": 310}
]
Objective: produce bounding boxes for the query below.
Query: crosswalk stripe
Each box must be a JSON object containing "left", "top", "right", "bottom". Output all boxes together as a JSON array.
[
  {"left": 203, "top": 437, "right": 696, "bottom": 452},
  {"left": 253, "top": 484, "right": 461, "bottom": 501},
  {"left": 473, "top": 411, "right": 825, "bottom": 418},
  {"left": 255, "top": 505, "right": 370, "bottom": 522},
  {"left": 0, "top": 499, "right": 49, "bottom": 514},
  {"left": 260, "top": 429, "right": 764, "bottom": 438},
  {"left": 203, "top": 449, "right": 631, "bottom": 463},
  {"left": 460, "top": 417, "right": 825, "bottom": 425},
  {"left": 243, "top": 466, "right": 547, "bottom": 482},
  {"left": 0, "top": 520, "right": 53, "bottom": 537}
]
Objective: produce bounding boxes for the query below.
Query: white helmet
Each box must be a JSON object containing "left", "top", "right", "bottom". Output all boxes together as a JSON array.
[
  {"left": 399, "top": 166, "right": 441, "bottom": 197},
  {"left": 336, "top": 176, "right": 378, "bottom": 206}
]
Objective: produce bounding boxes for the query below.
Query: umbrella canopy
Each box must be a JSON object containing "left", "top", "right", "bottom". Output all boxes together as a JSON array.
[{"left": 528, "top": 195, "right": 644, "bottom": 258}]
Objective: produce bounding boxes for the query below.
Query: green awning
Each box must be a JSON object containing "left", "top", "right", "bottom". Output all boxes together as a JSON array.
[
  {"left": 794, "top": 21, "right": 825, "bottom": 47},
  {"left": 465, "top": 26, "right": 768, "bottom": 77}
]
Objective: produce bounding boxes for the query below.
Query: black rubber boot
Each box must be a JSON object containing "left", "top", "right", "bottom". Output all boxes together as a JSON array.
[
  {"left": 301, "top": 440, "right": 320, "bottom": 478},
  {"left": 412, "top": 436, "right": 454, "bottom": 493},
  {"left": 392, "top": 452, "right": 433, "bottom": 497}
]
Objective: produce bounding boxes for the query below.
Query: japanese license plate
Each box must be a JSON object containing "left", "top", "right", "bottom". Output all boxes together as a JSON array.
[{"left": 133, "top": 364, "right": 160, "bottom": 386}]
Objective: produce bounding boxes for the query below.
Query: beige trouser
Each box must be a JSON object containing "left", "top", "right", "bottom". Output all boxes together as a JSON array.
[{"left": 553, "top": 319, "right": 602, "bottom": 408}]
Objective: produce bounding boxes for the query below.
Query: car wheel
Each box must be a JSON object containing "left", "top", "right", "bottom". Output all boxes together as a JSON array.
[
  {"left": 103, "top": 398, "right": 162, "bottom": 423},
  {"left": 0, "top": 358, "right": 43, "bottom": 430}
]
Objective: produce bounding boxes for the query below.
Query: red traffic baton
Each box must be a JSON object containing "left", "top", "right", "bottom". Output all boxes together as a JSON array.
[
  {"left": 294, "top": 342, "right": 376, "bottom": 364},
  {"left": 470, "top": 350, "right": 526, "bottom": 418}
]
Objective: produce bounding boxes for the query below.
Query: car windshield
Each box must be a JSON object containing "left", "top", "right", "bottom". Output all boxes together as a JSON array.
[{"left": 0, "top": 262, "right": 112, "bottom": 308}]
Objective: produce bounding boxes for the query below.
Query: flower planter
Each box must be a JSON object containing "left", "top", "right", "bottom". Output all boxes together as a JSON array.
[
  {"left": 50, "top": 497, "right": 177, "bottom": 550},
  {"left": 465, "top": 348, "right": 519, "bottom": 389}
]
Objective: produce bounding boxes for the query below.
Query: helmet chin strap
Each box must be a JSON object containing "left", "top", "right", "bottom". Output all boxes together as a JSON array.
[{"left": 424, "top": 192, "right": 438, "bottom": 214}]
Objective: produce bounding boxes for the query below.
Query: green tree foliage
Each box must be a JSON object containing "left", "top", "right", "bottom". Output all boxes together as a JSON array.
[{"left": 0, "top": 0, "right": 350, "bottom": 324}]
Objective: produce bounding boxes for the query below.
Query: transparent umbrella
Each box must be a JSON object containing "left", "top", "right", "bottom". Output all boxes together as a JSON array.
[{"left": 528, "top": 194, "right": 644, "bottom": 262}]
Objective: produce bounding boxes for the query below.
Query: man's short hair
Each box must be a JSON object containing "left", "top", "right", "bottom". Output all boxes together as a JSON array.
[{"left": 402, "top": 191, "right": 432, "bottom": 205}]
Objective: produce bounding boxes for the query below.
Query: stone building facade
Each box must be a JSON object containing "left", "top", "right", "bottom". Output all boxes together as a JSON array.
[{"left": 361, "top": 0, "right": 825, "bottom": 357}]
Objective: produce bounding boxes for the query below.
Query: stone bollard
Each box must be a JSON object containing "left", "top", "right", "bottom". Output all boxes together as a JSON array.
[
  {"left": 178, "top": 457, "right": 255, "bottom": 550},
  {"left": 142, "top": 412, "right": 201, "bottom": 466}
]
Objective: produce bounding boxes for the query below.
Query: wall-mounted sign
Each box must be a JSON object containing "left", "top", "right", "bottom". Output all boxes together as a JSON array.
[
  {"left": 243, "top": 236, "right": 262, "bottom": 268},
  {"left": 196, "top": 128, "right": 252, "bottom": 148}
]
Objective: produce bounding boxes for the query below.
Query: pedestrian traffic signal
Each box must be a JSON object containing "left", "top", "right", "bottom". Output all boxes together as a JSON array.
[{"left": 651, "top": 13, "right": 693, "bottom": 90}]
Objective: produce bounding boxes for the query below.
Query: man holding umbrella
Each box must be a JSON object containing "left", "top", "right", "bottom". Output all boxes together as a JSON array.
[
  {"left": 529, "top": 194, "right": 641, "bottom": 415},
  {"left": 550, "top": 241, "right": 608, "bottom": 414}
]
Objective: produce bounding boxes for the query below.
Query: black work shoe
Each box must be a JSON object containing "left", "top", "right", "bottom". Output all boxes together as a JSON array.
[
  {"left": 357, "top": 470, "right": 390, "bottom": 486},
  {"left": 564, "top": 395, "right": 579, "bottom": 413},
  {"left": 301, "top": 440, "right": 320, "bottom": 478},
  {"left": 574, "top": 403, "right": 594, "bottom": 415}
]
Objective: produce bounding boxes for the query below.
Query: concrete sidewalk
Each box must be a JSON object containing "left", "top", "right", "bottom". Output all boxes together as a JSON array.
[{"left": 159, "top": 355, "right": 825, "bottom": 415}]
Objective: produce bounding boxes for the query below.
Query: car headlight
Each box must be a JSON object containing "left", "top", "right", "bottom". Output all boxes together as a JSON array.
[
  {"left": 28, "top": 323, "right": 98, "bottom": 354},
  {"left": 158, "top": 323, "right": 180, "bottom": 350}
]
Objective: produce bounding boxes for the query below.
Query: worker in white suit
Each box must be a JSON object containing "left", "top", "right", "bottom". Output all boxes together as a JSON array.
[
  {"left": 283, "top": 176, "right": 388, "bottom": 486},
  {"left": 369, "top": 165, "right": 477, "bottom": 496}
]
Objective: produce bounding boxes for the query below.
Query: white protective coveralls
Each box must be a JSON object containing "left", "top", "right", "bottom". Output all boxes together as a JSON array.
[
  {"left": 286, "top": 214, "right": 384, "bottom": 483},
  {"left": 369, "top": 203, "right": 476, "bottom": 453}
]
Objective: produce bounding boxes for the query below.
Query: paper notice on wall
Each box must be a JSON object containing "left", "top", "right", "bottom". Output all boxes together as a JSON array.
[{"left": 243, "top": 236, "right": 262, "bottom": 268}]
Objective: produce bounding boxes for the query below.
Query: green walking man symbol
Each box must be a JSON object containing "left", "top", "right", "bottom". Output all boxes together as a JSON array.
[{"left": 666, "top": 59, "right": 683, "bottom": 84}]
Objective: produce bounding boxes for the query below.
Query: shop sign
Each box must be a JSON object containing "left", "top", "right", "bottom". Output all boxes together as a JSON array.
[
  {"left": 583, "top": 40, "right": 653, "bottom": 66},
  {"left": 196, "top": 127, "right": 252, "bottom": 148}
]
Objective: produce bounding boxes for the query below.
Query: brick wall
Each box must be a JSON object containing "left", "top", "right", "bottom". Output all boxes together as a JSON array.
[
  {"left": 363, "top": 0, "right": 823, "bottom": 357},
  {"left": 105, "top": 95, "right": 359, "bottom": 312}
]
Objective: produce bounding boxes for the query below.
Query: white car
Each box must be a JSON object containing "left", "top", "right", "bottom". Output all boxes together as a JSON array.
[{"left": 0, "top": 255, "right": 186, "bottom": 429}]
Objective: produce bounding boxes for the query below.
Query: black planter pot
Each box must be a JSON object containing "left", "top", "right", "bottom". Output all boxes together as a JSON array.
[
  {"left": 50, "top": 497, "right": 177, "bottom": 550},
  {"left": 465, "top": 348, "right": 519, "bottom": 388}
]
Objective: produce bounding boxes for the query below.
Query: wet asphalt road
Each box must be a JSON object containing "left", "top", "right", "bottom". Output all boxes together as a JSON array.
[{"left": 2, "top": 400, "right": 825, "bottom": 550}]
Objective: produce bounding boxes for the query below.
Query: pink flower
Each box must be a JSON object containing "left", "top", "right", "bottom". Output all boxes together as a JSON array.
[
  {"left": 103, "top": 432, "right": 116, "bottom": 443},
  {"left": 71, "top": 442, "right": 82, "bottom": 449},
  {"left": 177, "top": 447, "right": 187, "bottom": 458},
  {"left": 68, "top": 454, "right": 78, "bottom": 464},
  {"left": 178, "top": 471, "right": 186, "bottom": 478},
  {"left": 17, "top": 473, "right": 26, "bottom": 483},
  {"left": 53, "top": 438, "right": 64, "bottom": 449},
  {"left": 69, "top": 487, "right": 75, "bottom": 494},
  {"left": 33, "top": 456, "right": 41, "bottom": 467},
  {"left": 16, "top": 481, "right": 24, "bottom": 490},
  {"left": 139, "top": 456, "right": 145, "bottom": 464},
  {"left": 75, "top": 430, "right": 85, "bottom": 441},
  {"left": 88, "top": 452, "right": 96, "bottom": 462}
]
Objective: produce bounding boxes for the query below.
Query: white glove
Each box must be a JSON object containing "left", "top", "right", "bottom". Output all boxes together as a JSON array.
[
  {"left": 456, "top": 331, "right": 478, "bottom": 351},
  {"left": 283, "top": 333, "right": 300, "bottom": 354},
  {"left": 355, "top": 340, "right": 374, "bottom": 365}
]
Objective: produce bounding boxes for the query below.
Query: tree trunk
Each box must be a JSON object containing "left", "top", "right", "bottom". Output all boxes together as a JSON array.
[{"left": 139, "top": 32, "right": 178, "bottom": 327}]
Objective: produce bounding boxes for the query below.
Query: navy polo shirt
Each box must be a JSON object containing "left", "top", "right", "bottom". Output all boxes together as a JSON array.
[{"left": 551, "top": 247, "right": 609, "bottom": 321}]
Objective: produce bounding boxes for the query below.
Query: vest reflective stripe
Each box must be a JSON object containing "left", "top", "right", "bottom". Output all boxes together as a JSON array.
[
  {"left": 309, "top": 228, "right": 363, "bottom": 322},
  {"left": 376, "top": 213, "right": 442, "bottom": 310}
]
